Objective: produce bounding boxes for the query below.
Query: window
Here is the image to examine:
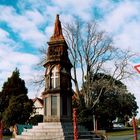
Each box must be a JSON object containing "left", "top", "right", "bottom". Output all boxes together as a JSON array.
[
  {"left": 45, "top": 76, "right": 49, "bottom": 89},
  {"left": 45, "top": 66, "right": 50, "bottom": 89},
  {"left": 51, "top": 96, "right": 57, "bottom": 116},
  {"left": 44, "top": 98, "right": 47, "bottom": 115},
  {"left": 51, "top": 66, "right": 59, "bottom": 88}
]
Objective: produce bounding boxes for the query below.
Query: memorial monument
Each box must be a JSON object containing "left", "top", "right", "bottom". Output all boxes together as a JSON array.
[{"left": 42, "top": 14, "right": 73, "bottom": 123}]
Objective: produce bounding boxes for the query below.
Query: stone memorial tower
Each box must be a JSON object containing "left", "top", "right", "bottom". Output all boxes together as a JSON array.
[{"left": 42, "top": 14, "right": 73, "bottom": 122}]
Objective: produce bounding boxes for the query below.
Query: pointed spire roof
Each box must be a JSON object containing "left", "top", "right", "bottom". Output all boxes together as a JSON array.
[{"left": 50, "top": 14, "right": 64, "bottom": 41}]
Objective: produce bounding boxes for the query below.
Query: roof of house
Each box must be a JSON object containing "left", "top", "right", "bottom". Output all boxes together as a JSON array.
[{"left": 32, "top": 97, "right": 43, "bottom": 106}]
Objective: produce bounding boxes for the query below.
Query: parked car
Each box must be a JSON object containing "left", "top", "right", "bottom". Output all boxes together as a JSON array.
[{"left": 113, "top": 123, "right": 125, "bottom": 128}]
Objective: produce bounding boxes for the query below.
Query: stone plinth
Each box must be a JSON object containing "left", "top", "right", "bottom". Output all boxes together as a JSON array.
[{"left": 11, "top": 122, "right": 101, "bottom": 140}]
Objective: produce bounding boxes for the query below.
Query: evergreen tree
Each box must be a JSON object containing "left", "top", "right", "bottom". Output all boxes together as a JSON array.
[
  {"left": 0, "top": 68, "right": 33, "bottom": 127},
  {"left": 78, "top": 73, "right": 138, "bottom": 129}
]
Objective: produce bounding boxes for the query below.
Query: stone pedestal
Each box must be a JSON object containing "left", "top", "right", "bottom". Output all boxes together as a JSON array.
[{"left": 11, "top": 122, "right": 101, "bottom": 140}]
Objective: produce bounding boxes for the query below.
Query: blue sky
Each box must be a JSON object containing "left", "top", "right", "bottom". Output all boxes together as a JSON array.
[{"left": 0, "top": 0, "right": 140, "bottom": 117}]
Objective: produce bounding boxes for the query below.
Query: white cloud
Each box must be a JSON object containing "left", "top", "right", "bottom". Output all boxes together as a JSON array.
[
  {"left": 0, "top": 44, "right": 40, "bottom": 97},
  {"left": 25, "top": 10, "right": 45, "bottom": 25},
  {"left": 114, "top": 21, "right": 140, "bottom": 52},
  {"left": 0, "top": 6, "right": 46, "bottom": 48},
  {"left": 45, "top": 25, "right": 53, "bottom": 40},
  {"left": 50, "top": 0, "right": 94, "bottom": 20},
  {"left": 46, "top": 5, "right": 60, "bottom": 18},
  {"left": 0, "top": 28, "right": 16, "bottom": 48},
  {"left": 17, "top": 0, "right": 47, "bottom": 11},
  {"left": 98, "top": 1, "right": 140, "bottom": 54},
  {"left": 0, "top": 4, "right": 47, "bottom": 97},
  {"left": 0, "top": 28, "right": 9, "bottom": 41},
  {"left": 100, "top": 1, "right": 138, "bottom": 32}
]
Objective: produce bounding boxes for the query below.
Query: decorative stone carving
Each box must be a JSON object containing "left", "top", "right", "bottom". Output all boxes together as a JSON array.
[
  {"left": 54, "top": 14, "right": 62, "bottom": 37},
  {"left": 50, "top": 14, "right": 64, "bottom": 41}
]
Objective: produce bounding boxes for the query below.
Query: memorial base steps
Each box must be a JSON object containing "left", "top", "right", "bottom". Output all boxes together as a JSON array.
[{"left": 11, "top": 122, "right": 101, "bottom": 140}]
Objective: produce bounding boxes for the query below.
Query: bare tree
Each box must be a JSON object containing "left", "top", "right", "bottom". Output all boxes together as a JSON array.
[
  {"left": 31, "top": 45, "right": 47, "bottom": 92},
  {"left": 63, "top": 19, "right": 136, "bottom": 108}
]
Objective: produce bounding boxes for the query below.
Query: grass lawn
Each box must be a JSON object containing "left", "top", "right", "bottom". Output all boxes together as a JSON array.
[
  {"left": 3, "top": 135, "right": 12, "bottom": 138},
  {"left": 107, "top": 128, "right": 140, "bottom": 136}
]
